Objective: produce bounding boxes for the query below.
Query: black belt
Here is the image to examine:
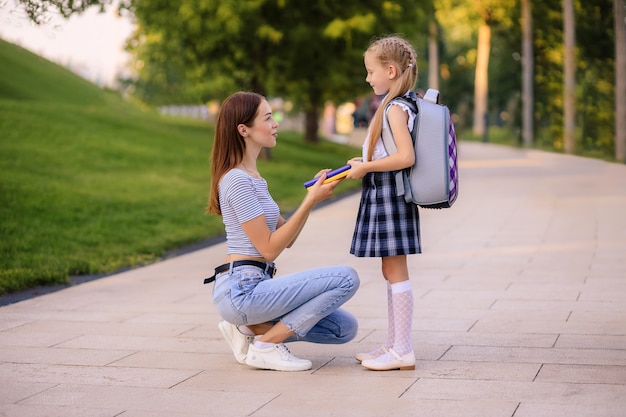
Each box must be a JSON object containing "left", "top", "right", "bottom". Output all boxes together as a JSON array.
[{"left": 203, "top": 260, "right": 277, "bottom": 284}]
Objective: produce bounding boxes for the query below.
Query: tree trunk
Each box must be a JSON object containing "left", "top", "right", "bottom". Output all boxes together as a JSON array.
[
  {"left": 563, "top": 0, "right": 576, "bottom": 154},
  {"left": 615, "top": 0, "right": 626, "bottom": 163},
  {"left": 521, "top": 0, "right": 534, "bottom": 147},
  {"left": 428, "top": 21, "right": 439, "bottom": 90},
  {"left": 304, "top": 107, "right": 320, "bottom": 143},
  {"left": 473, "top": 24, "right": 491, "bottom": 137}
]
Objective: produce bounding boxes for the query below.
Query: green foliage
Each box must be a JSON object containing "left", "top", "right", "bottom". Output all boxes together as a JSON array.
[
  {"left": 15, "top": 0, "right": 117, "bottom": 24},
  {"left": 434, "top": 0, "right": 617, "bottom": 160},
  {"left": 127, "top": 0, "right": 431, "bottom": 115},
  {"left": 531, "top": 0, "right": 617, "bottom": 156},
  {"left": 0, "top": 40, "right": 360, "bottom": 294},
  {"left": 14, "top": 1, "right": 620, "bottom": 157},
  {"left": 435, "top": 0, "right": 520, "bottom": 131}
]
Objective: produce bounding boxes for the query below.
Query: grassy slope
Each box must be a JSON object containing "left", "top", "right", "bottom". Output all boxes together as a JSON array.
[{"left": 0, "top": 40, "right": 360, "bottom": 294}]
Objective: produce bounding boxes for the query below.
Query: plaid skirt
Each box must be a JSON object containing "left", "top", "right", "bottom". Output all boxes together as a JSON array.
[{"left": 350, "top": 171, "right": 421, "bottom": 258}]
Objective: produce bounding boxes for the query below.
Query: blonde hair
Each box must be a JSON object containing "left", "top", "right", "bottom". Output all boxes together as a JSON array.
[{"left": 365, "top": 35, "right": 418, "bottom": 161}]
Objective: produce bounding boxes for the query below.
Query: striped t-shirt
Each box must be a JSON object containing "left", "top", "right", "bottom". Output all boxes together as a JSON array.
[{"left": 219, "top": 168, "right": 280, "bottom": 257}]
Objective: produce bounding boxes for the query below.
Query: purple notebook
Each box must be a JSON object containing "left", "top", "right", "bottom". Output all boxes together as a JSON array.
[{"left": 304, "top": 165, "right": 351, "bottom": 188}]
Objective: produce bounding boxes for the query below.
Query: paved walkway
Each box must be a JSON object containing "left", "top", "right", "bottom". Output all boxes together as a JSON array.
[{"left": 1, "top": 142, "right": 625, "bottom": 417}]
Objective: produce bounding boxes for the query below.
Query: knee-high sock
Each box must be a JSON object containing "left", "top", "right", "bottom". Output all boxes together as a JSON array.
[{"left": 390, "top": 280, "right": 413, "bottom": 356}]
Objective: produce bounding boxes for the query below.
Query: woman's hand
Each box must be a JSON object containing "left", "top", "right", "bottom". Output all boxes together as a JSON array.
[{"left": 305, "top": 170, "right": 342, "bottom": 204}]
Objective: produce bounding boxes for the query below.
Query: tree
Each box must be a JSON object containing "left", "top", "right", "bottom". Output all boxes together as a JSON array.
[
  {"left": 562, "top": 0, "right": 576, "bottom": 154},
  {"left": 14, "top": 0, "right": 108, "bottom": 23},
  {"left": 615, "top": 0, "right": 626, "bottom": 162},
  {"left": 128, "top": 0, "right": 429, "bottom": 143},
  {"left": 473, "top": 12, "right": 491, "bottom": 138},
  {"left": 521, "top": 0, "right": 533, "bottom": 147},
  {"left": 428, "top": 3, "right": 440, "bottom": 91},
  {"left": 434, "top": 0, "right": 518, "bottom": 136}
]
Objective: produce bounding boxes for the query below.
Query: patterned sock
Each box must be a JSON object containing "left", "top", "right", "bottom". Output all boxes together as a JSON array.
[{"left": 390, "top": 280, "right": 413, "bottom": 356}]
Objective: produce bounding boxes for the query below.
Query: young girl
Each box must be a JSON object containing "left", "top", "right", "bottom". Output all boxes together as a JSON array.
[
  {"left": 207, "top": 91, "right": 360, "bottom": 372},
  {"left": 346, "top": 36, "right": 420, "bottom": 371}
]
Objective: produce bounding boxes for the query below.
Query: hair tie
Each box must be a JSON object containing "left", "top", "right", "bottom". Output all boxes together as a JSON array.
[{"left": 408, "top": 64, "right": 413, "bottom": 69}]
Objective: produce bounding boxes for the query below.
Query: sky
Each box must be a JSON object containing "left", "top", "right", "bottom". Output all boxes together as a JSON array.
[{"left": 0, "top": 2, "right": 135, "bottom": 88}]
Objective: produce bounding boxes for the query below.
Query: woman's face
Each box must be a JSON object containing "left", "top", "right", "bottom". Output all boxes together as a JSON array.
[{"left": 245, "top": 99, "right": 278, "bottom": 148}]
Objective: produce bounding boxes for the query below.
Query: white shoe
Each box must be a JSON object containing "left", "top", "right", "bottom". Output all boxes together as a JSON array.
[
  {"left": 245, "top": 343, "right": 312, "bottom": 371},
  {"left": 361, "top": 349, "right": 415, "bottom": 371},
  {"left": 218, "top": 321, "right": 254, "bottom": 364},
  {"left": 355, "top": 345, "right": 388, "bottom": 362}
]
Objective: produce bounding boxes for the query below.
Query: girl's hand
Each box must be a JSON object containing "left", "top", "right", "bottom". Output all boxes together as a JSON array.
[{"left": 347, "top": 157, "right": 366, "bottom": 180}]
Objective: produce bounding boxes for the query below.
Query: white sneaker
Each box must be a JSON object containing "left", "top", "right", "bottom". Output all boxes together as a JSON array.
[
  {"left": 218, "top": 321, "right": 254, "bottom": 364},
  {"left": 245, "top": 343, "right": 312, "bottom": 371}
]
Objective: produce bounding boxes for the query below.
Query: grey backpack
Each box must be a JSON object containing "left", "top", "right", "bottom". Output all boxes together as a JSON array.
[{"left": 381, "top": 89, "right": 458, "bottom": 209}]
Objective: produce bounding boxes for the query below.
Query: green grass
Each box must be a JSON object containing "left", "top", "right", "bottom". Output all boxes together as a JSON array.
[{"left": 0, "top": 40, "right": 360, "bottom": 294}]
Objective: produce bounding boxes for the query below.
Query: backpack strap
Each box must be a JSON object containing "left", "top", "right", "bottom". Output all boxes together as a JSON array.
[
  {"left": 380, "top": 92, "right": 418, "bottom": 155},
  {"left": 380, "top": 92, "right": 419, "bottom": 198}
]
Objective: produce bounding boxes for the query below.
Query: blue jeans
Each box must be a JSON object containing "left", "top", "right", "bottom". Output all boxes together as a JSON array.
[{"left": 213, "top": 264, "right": 359, "bottom": 343}]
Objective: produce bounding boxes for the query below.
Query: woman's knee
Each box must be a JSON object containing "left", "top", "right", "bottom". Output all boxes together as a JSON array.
[
  {"left": 336, "top": 311, "right": 359, "bottom": 343},
  {"left": 338, "top": 265, "right": 360, "bottom": 293}
]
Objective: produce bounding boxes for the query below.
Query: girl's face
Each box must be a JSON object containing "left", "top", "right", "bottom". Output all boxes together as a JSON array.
[
  {"left": 364, "top": 51, "right": 395, "bottom": 96},
  {"left": 243, "top": 99, "right": 279, "bottom": 148}
]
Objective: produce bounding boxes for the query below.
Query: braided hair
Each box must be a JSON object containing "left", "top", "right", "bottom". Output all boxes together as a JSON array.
[{"left": 365, "top": 35, "right": 418, "bottom": 162}]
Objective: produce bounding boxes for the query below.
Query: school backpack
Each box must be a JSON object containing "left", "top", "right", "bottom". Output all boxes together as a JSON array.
[{"left": 381, "top": 89, "right": 458, "bottom": 209}]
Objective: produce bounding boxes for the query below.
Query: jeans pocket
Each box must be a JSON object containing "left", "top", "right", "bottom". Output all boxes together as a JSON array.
[{"left": 236, "top": 267, "right": 266, "bottom": 294}]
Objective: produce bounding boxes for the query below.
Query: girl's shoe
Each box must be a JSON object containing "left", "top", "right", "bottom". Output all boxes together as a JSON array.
[
  {"left": 361, "top": 349, "right": 415, "bottom": 371},
  {"left": 355, "top": 345, "right": 388, "bottom": 362}
]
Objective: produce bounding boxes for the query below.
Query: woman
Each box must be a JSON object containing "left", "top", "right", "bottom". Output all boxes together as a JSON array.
[{"left": 206, "top": 91, "right": 360, "bottom": 372}]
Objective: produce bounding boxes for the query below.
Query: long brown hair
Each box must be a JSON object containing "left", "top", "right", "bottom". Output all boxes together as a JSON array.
[
  {"left": 365, "top": 35, "right": 418, "bottom": 161},
  {"left": 207, "top": 91, "right": 264, "bottom": 215}
]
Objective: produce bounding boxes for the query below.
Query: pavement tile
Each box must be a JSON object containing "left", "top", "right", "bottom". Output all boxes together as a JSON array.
[
  {"left": 491, "top": 299, "right": 626, "bottom": 313},
  {"left": 53, "top": 334, "right": 214, "bottom": 353},
  {"left": 0, "top": 346, "right": 136, "bottom": 366},
  {"left": 442, "top": 345, "right": 626, "bottom": 366},
  {"left": 109, "top": 351, "right": 229, "bottom": 370},
  {"left": 411, "top": 360, "right": 540, "bottom": 381},
  {"left": 535, "top": 364, "right": 626, "bottom": 384},
  {"left": 407, "top": 378, "right": 626, "bottom": 404},
  {"left": 180, "top": 363, "right": 418, "bottom": 397},
  {"left": 413, "top": 331, "right": 558, "bottom": 348},
  {"left": 0, "top": 404, "right": 122, "bottom": 417},
  {"left": 0, "top": 362, "right": 200, "bottom": 388},
  {"left": 250, "top": 395, "right": 518, "bottom": 417},
  {"left": 554, "top": 334, "right": 626, "bottom": 350},
  {"left": 0, "top": 380, "right": 56, "bottom": 405},
  {"left": 470, "top": 318, "right": 626, "bottom": 335},
  {"left": 514, "top": 402, "right": 626, "bottom": 417},
  {"left": 3, "top": 320, "right": 197, "bottom": 338},
  {"left": 17, "top": 384, "right": 276, "bottom": 415}
]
